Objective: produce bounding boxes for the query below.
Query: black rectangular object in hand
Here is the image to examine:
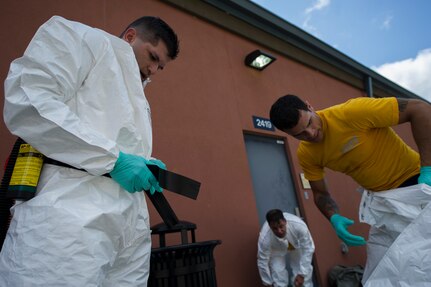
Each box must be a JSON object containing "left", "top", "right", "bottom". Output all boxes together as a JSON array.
[{"left": 147, "top": 165, "right": 200, "bottom": 200}]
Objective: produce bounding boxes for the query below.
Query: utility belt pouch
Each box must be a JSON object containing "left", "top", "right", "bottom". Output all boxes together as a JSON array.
[{"left": 1, "top": 138, "right": 45, "bottom": 200}]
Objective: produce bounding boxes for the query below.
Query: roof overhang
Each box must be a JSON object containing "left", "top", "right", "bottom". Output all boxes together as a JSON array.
[{"left": 162, "top": 0, "right": 422, "bottom": 100}]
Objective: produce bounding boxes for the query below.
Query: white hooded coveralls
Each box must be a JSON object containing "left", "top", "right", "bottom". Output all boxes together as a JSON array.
[
  {"left": 1, "top": 16, "right": 154, "bottom": 286},
  {"left": 257, "top": 212, "right": 315, "bottom": 287},
  {"left": 359, "top": 184, "right": 431, "bottom": 286}
]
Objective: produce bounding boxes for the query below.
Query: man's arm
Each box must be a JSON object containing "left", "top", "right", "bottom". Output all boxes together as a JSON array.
[
  {"left": 310, "top": 178, "right": 366, "bottom": 246},
  {"left": 257, "top": 230, "right": 274, "bottom": 286},
  {"left": 397, "top": 98, "right": 431, "bottom": 166},
  {"left": 292, "top": 219, "right": 315, "bottom": 283},
  {"left": 309, "top": 179, "right": 339, "bottom": 219},
  {"left": 3, "top": 16, "right": 119, "bottom": 175}
]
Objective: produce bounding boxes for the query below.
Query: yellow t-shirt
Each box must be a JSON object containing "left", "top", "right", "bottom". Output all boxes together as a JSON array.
[{"left": 298, "top": 97, "right": 420, "bottom": 191}]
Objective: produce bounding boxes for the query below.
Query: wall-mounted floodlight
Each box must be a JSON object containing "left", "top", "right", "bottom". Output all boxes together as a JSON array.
[{"left": 244, "top": 49, "right": 276, "bottom": 71}]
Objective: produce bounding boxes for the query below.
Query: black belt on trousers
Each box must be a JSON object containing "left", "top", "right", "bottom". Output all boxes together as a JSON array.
[
  {"left": 44, "top": 158, "right": 201, "bottom": 227},
  {"left": 398, "top": 173, "right": 420, "bottom": 188}
]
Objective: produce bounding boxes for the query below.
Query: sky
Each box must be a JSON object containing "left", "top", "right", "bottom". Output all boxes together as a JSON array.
[{"left": 251, "top": 0, "right": 431, "bottom": 101}]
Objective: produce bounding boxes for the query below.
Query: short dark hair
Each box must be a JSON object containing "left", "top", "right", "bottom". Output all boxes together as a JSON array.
[
  {"left": 269, "top": 94, "right": 309, "bottom": 131},
  {"left": 266, "top": 209, "right": 285, "bottom": 225},
  {"left": 120, "top": 16, "right": 179, "bottom": 60}
]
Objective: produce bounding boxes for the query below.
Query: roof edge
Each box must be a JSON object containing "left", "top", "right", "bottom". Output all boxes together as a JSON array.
[{"left": 162, "top": 0, "right": 422, "bottom": 100}]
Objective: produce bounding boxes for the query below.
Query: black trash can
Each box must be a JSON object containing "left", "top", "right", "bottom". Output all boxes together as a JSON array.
[{"left": 148, "top": 221, "right": 221, "bottom": 287}]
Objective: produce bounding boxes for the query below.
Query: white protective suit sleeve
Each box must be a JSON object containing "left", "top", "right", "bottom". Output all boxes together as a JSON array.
[
  {"left": 285, "top": 214, "right": 315, "bottom": 276},
  {"left": 257, "top": 223, "right": 275, "bottom": 286},
  {"left": 3, "top": 16, "right": 120, "bottom": 175}
]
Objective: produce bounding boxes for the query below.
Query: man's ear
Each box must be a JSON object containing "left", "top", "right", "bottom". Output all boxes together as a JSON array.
[
  {"left": 122, "top": 28, "right": 137, "bottom": 44},
  {"left": 305, "top": 100, "right": 314, "bottom": 112}
]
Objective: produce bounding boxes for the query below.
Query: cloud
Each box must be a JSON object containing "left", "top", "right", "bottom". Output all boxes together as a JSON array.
[
  {"left": 305, "top": 0, "right": 330, "bottom": 14},
  {"left": 303, "top": 16, "right": 317, "bottom": 33},
  {"left": 302, "top": 0, "right": 330, "bottom": 34},
  {"left": 380, "top": 15, "right": 393, "bottom": 30},
  {"left": 373, "top": 48, "right": 431, "bottom": 101}
]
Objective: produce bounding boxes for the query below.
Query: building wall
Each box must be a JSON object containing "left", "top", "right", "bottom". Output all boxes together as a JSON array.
[{"left": 0, "top": 0, "right": 417, "bottom": 286}]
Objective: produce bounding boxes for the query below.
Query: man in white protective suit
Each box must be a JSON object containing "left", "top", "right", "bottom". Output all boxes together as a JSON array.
[
  {"left": 257, "top": 209, "right": 315, "bottom": 287},
  {"left": 0, "top": 15, "right": 179, "bottom": 286}
]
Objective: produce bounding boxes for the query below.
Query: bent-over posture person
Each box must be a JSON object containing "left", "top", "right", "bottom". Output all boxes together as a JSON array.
[
  {"left": 269, "top": 95, "right": 431, "bottom": 283},
  {"left": 258, "top": 209, "right": 315, "bottom": 287}
]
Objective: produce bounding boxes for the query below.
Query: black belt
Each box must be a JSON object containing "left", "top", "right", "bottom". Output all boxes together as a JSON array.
[
  {"left": 45, "top": 158, "right": 200, "bottom": 200},
  {"left": 398, "top": 173, "right": 420, "bottom": 188},
  {"left": 45, "top": 158, "right": 201, "bottom": 227}
]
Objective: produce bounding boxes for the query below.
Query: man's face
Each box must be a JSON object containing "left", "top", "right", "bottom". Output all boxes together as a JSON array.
[
  {"left": 123, "top": 28, "right": 171, "bottom": 81},
  {"left": 284, "top": 105, "right": 323, "bottom": 143},
  {"left": 269, "top": 219, "right": 287, "bottom": 238}
]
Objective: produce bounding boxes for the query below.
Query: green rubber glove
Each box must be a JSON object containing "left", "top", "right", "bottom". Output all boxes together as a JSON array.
[
  {"left": 418, "top": 166, "right": 431, "bottom": 186},
  {"left": 109, "top": 151, "right": 162, "bottom": 194},
  {"left": 330, "top": 214, "right": 366, "bottom": 246},
  {"left": 148, "top": 158, "right": 167, "bottom": 170}
]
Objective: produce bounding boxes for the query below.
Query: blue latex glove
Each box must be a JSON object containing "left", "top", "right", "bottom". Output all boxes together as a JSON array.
[
  {"left": 418, "top": 166, "right": 431, "bottom": 186},
  {"left": 109, "top": 151, "right": 162, "bottom": 195},
  {"left": 330, "top": 214, "right": 366, "bottom": 246}
]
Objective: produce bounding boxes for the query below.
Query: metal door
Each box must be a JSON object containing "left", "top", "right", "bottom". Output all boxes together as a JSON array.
[{"left": 244, "top": 134, "right": 300, "bottom": 226}]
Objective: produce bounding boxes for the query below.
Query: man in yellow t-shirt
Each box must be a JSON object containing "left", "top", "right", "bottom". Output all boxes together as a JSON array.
[{"left": 269, "top": 95, "right": 431, "bottom": 247}]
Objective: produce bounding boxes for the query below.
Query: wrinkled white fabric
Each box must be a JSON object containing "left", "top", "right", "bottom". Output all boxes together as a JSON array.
[
  {"left": 359, "top": 184, "right": 431, "bottom": 286},
  {"left": 1, "top": 16, "right": 153, "bottom": 286},
  {"left": 257, "top": 213, "right": 315, "bottom": 287}
]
